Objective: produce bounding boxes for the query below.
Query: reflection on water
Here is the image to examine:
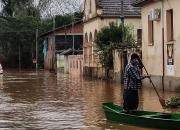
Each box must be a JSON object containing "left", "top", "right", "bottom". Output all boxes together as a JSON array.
[{"left": 0, "top": 70, "right": 179, "bottom": 130}]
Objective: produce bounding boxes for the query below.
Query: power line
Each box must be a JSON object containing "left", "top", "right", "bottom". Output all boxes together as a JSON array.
[{"left": 0, "top": 30, "right": 37, "bottom": 34}]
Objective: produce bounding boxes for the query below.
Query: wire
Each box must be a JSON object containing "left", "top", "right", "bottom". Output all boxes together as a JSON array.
[{"left": 0, "top": 30, "right": 37, "bottom": 34}]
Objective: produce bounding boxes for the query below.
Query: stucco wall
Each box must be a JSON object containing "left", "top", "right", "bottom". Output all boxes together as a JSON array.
[
  {"left": 68, "top": 55, "right": 83, "bottom": 75},
  {"left": 84, "top": 0, "right": 97, "bottom": 20},
  {"left": 83, "top": 17, "right": 142, "bottom": 64},
  {"left": 140, "top": 0, "right": 180, "bottom": 91},
  {"left": 164, "top": 0, "right": 180, "bottom": 77},
  {"left": 83, "top": 17, "right": 142, "bottom": 46},
  {"left": 83, "top": 17, "right": 141, "bottom": 78},
  {"left": 141, "top": 0, "right": 180, "bottom": 77},
  {"left": 141, "top": 1, "right": 163, "bottom": 76},
  {"left": 124, "top": 18, "right": 142, "bottom": 35}
]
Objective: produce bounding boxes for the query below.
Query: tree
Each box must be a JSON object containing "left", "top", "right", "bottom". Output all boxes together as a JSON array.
[
  {"left": 0, "top": 0, "right": 34, "bottom": 16},
  {"left": 39, "top": 0, "right": 84, "bottom": 17},
  {"left": 0, "top": 0, "right": 42, "bottom": 68},
  {"left": 0, "top": 16, "right": 40, "bottom": 68},
  {"left": 95, "top": 22, "right": 136, "bottom": 79},
  {"left": 0, "top": 0, "right": 83, "bottom": 69}
]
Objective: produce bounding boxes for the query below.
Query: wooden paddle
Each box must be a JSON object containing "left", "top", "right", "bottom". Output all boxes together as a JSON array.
[{"left": 138, "top": 59, "right": 166, "bottom": 107}]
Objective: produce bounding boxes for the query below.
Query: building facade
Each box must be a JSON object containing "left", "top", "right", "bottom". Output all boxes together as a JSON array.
[
  {"left": 69, "top": 55, "right": 83, "bottom": 75},
  {"left": 134, "top": 0, "right": 180, "bottom": 91},
  {"left": 83, "top": 0, "right": 142, "bottom": 80},
  {"left": 41, "top": 21, "right": 83, "bottom": 72}
]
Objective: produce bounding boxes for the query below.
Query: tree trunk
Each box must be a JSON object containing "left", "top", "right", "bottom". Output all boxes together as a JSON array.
[{"left": 105, "top": 66, "right": 109, "bottom": 80}]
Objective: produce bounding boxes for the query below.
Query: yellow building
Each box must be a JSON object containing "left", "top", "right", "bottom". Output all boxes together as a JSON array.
[
  {"left": 134, "top": 0, "right": 180, "bottom": 91},
  {"left": 83, "top": 0, "right": 142, "bottom": 80}
]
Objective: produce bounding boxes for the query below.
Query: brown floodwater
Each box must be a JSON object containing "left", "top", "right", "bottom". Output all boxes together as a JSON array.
[{"left": 0, "top": 70, "right": 179, "bottom": 130}]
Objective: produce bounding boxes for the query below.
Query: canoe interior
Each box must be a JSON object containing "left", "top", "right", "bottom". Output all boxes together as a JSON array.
[{"left": 103, "top": 102, "right": 180, "bottom": 120}]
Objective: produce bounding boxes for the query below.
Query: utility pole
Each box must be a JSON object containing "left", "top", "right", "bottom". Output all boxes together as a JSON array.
[
  {"left": 36, "top": 28, "right": 38, "bottom": 72},
  {"left": 121, "top": 0, "right": 124, "bottom": 38},
  {"left": 72, "top": 14, "right": 75, "bottom": 55},
  {"left": 161, "top": 1, "right": 165, "bottom": 91},
  {"left": 18, "top": 43, "right": 21, "bottom": 71},
  {"left": 16, "top": 36, "right": 21, "bottom": 71},
  {"left": 53, "top": 16, "right": 57, "bottom": 73},
  {"left": 120, "top": 0, "right": 125, "bottom": 83},
  {"left": 34, "top": 0, "right": 38, "bottom": 72}
]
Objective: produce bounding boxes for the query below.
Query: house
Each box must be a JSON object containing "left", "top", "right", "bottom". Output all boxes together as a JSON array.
[
  {"left": 56, "top": 49, "right": 83, "bottom": 74},
  {"left": 133, "top": 0, "right": 180, "bottom": 91},
  {"left": 83, "top": 0, "right": 141, "bottom": 81},
  {"left": 41, "top": 21, "right": 83, "bottom": 73}
]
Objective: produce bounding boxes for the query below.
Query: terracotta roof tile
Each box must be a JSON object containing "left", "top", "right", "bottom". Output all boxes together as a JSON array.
[
  {"left": 132, "top": 0, "right": 155, "bottom": 7},
  {"left": 97, "top": 0, "right": 141, "bottom": 17}
]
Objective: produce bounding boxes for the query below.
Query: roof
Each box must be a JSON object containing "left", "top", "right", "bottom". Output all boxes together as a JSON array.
[
  {"left": 40, "top": 20, "right": 83, "bottom": 37},
  {"left": 132, "top": 0, "right": 159, "bottom": 7},
  {"left": 57, "top": 48, "right": 83, "bottom": 55},
  {"left": 59, "top": 48, "right": 73, "bottom": 55},
  {"left": 96, "top": 0, "right": 141, "bottom": 17}
]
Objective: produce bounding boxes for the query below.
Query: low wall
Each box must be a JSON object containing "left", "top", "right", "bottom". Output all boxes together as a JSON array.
[
  {"left": 143, "top": 75, "right": 180, "bottom": 92},
  {"left": 69, "top": 55, "right": 83, "bottom": 75}
]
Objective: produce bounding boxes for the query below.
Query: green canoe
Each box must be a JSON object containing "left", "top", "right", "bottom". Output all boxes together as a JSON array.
[{"left": 103, "top": 102, "right": 180, "bottom": 130}]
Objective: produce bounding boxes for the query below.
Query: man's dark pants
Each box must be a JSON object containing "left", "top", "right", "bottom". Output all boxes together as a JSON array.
[{"left": 123, "top": 89, "right": 139, "bottom": 111}]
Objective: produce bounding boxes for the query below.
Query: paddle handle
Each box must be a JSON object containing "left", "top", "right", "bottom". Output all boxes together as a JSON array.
[
  {"left": 138, "top": 58, "right": 166, "bottom": 107},
  {"left": 143, "top": 66, "right": 161, "bottom": 98},
  {"left": 137, "top": 58, "right": 161, "bottom": 98}
]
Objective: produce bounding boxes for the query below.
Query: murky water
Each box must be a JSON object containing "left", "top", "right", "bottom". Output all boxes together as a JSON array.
[{"left": 0, "top": 70, "right": 179, "bottom": 130}]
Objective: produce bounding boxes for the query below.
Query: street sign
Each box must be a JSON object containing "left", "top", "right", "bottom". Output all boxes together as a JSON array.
[{"left": 33, "top": 59, "right": 37, "bottom": 64}]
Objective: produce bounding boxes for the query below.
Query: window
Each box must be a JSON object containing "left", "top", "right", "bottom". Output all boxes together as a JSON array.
[
  {"left": 94, "top": 30, "right": 97, "bottom": 42},
  {"left": 84, "top": 47, "right": 87, "bottom": 56},
  {"left": 89, "top": 47, "right": 92, "bottom": 63},
  {"left": 137, "top": 29, "right": 142, "bottom": 46},
  {"left": 55, "top": 35, "right": 83, "bottom": 50},
  {"left": 89, "top": 32, "right": 93, "bottom": 43},
  {"left": 80, "top": 61, "right": 82, "bottom": 70},
  {"left": 73, "top": 61, "right": 75, "bottom": 68},
  {"left": 85, "top": 33, "right": 88, "bottom": 43},
  {"left": 84, "top": 48, "right": 88, "bottom": 63},
  {"left": 70, "top": 61, "right": 72, "bottom": 68},
  {"left": 89, "top": 0, "right": 92, "bottom": 13},
  {"left": 76, "top": 61, "right": 78, "bottom": 69},
  {"left": 166, "top": 9, "right": 173, "bottom": 42},
  {"left": 148, "top": 15, "right": 154, "bottom": 45}
]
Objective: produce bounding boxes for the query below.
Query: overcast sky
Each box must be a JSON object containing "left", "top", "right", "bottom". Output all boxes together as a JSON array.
[
  {"left": 41, "top": 0, "right": 84, "bottom": 17},
  {"left": 0, "top": 2, "right": 2, "bottom": 11},
  {"left": 0, "top": 0, "right": 84, "bottom": 17}
]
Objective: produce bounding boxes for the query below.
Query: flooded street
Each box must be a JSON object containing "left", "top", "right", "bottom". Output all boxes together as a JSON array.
[{"left": 0, "top": 70, "right": 179, "bottom": 130}]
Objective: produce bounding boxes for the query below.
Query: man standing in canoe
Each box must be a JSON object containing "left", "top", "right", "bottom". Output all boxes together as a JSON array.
[{"left": 123, "top": 53, "right": 149, "bottom": 113}]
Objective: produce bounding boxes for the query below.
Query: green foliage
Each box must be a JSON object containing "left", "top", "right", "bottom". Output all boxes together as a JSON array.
[
  {"left": 0, "top": 0, "right": 41, "bottom": 68},
  {"left": 95, "top": 22, "right": 136, "bottom": 70},
  {"left": 40, "top": 12, "right": 83, "bottom": 34},
  {"left": 166, "top": 96, "right": 180, "bottom": 108},
  {"left": 55, "top": 14, "right": 74, "bottom": 28},
  {"left": 55, "top": 12, "right": 83, "bottom": 29},
  {"left": 120, "top": 24, "right": 136, "bottom": 48},
  {"left": 73, "top": 11, "right": 84, "bottom": 20},
  {"left": 0, "top": 18, "right": 38, "bottom": 68},
  {"left": 1, "top": 0, "right": 34, "bottom": 16},
  {"left": 0, "top": 0, "right": 83, "bottom": 69}
]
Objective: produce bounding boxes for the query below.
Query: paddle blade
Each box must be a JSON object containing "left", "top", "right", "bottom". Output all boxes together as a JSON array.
[{"left": 159, "top": 97, "right": 166, "bottom": 107}]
